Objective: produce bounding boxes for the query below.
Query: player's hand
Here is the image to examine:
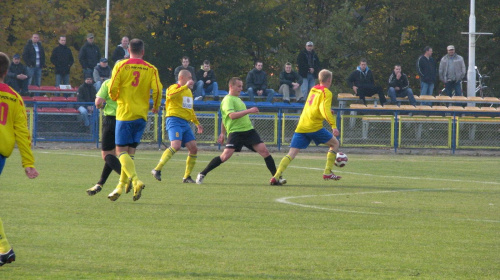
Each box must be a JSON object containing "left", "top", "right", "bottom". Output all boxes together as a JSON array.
[
  {"left": 186, "top": 80, "right": 195, "bottom": 89},
  {"left": 248, "top": 107, "right": 259, "bottom": 114},
  {"left": 95, "top": 97, "right": 105, "bottom": 108},
  {"left": 196, "top": 124, "right": 204, "bottom": 134},
  {"left": 217, "top": 133, "right": 225, "bottom": 144},
  {"left": 332, "top": 128, "right": 340, "bottom": 137},
  {"left": 151, "top": 108, "right": 159, "bottom": 114},
  {"left": 25, "top": 167, "right": 39, "bottom": 179}
]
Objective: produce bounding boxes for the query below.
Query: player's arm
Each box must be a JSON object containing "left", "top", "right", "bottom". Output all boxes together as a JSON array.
[
  {"left": 320, "top": 89, "right": 337, "bottom": 130},
  {"left": 108, "top": 63, "right": 121, "bottom": 101},
  {"left": 217, "top": 123, "right": 226, "bottom": 144},
  {"left": 13, "top": 102, "right": 37, "bottom": 175},
  {"left": 228, "top": 107, "right": 259, "bottom": 120},
  {"left": 166, "top": 84, "right": 187, "bottom": 99},
  {"left": 151, "top": 68, "right": 163, "bottom": 113}
]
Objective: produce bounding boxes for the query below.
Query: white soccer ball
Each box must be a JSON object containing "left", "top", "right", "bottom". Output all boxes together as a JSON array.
[{"left": 335, "top": 152, "right": 348, "bottom": 167}]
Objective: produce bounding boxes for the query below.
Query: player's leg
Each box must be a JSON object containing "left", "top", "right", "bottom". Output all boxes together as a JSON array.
[
  {"left": 271, "top": 147, "right": 300, "bottom": 185},
  {"left": 152, "top": 140, "right": 181, "bottom": 181},
  {"left": 322, "top": 136, "right": 341, "bottom": 181},
  {"left": 152, "top": 121, "right": 184, "bottom": 181},
  {"left": 252, "top": 142, "right": 278, "bottom": 176},
  {"left": 196, "top": 148, "right": 235, "bottom": 184},
  {"left": 183, "top": 140, "right": 198, "bottom": 183},
  {"left": 0, "top": 218, "right": 15, "bottom": 266}
]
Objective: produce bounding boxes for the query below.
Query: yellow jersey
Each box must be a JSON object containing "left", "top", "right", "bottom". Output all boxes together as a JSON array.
[
  {"left": 295, "top": 85, "right": 337, "bottom": 133},
  {"left": 165, "top": 83, "right": 199, "bottom": 125},
  {"left": 0, "top": 83, "right": 35, "bottom": 168},
  {"left": 109, "top": 58, "right": 162, "bottom": 121}
]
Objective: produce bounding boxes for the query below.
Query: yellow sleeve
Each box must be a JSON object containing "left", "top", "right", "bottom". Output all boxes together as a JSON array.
[
  {"left": 150, "top": 66, "right": 163, "bottom": 111},
  {"left": 109, "top": 61, "right": 122, "bottom": 101},
  {"left": 320, "top": 89, "right": 337, "bottom": 129},
  {"left": 166, "top": 84, "right": 187, "bottom": 99},
  {"left": 14, "top": 101, "right": 35, "bottom": 168}
]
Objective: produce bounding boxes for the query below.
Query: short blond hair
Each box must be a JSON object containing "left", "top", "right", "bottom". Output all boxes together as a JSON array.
[{"left": 318, "top": 69, "right": 332, "bottom": 83}]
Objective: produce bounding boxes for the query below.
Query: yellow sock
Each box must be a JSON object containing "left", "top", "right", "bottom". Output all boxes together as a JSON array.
[
  {"left": 155, "top": 147, "right": 176, "bottom": 171},
  {"left": 118, "top": 152, "right": 138, "bottom": 182},
  {"left": 324, "top": 149, "right": 336, "bottom": 174},
  {"left": 183, "top": 154, "right": 197, "bottom": 178},
  {"left": 274, "top": 155, "right": 292, "bottom": 179},
  {"left": 0, "top": 218, "right": 12, "bottom": 253}
]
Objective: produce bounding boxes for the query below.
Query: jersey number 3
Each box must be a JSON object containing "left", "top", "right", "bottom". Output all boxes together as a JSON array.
[{"left": 131, "top": 71, "right": 140, "bottom": 87}]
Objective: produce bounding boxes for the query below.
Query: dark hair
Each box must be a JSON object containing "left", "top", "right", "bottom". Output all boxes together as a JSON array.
[
  {"left": 129, "top": 39, "right": 144, "bottom": 55},
  {"left": 423, "top": 46, "right": 432, "bottom": 53},
  {"left": 360, "top": 58, "right": 367, "bottom": 63},
  {"left": 0, "top": 52, "right": 10, "bottom": 77},
  {"left": 255, "top": 61, "right": 263, "bottom": 66},
  {"left": 285, "top": 62, "right": 292, "bottom": 67},
  {"left": 203, "top": 60, "right": 210, "bottom": 65},
  {"left": 182, "top": 56, "right": 190, "bottom": 61},
  {"left": 394, "top": 64, "right": 401, "bottom": 68}
]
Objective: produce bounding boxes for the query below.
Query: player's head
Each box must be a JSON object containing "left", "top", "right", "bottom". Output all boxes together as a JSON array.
[
  {"left": 128, "top": 39, "right": 144, "bottom": 58},
  {"left": 0, "top": 52, "right": 10, "bottom": 80},
  {"left": 178, "top": 69, "right": 192, "bottom": 85},
  {"left": 318, "top": 69, "right": 332, "bottom": 87},
  {"left": 228, "top": 77, "right": 243, "bottom": 94}
]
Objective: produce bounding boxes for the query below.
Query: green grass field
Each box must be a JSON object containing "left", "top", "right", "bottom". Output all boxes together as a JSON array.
[{"left": 1, "top": 148, "right": 499, "bottom": 279}]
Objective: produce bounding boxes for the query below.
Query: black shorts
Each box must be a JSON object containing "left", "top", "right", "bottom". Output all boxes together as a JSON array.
[
  {"left": 226, "top": 129, "right": 263, "bottom": 152},
  {"left": 101, "top": 116, "right": 117, "bottom": 151}
]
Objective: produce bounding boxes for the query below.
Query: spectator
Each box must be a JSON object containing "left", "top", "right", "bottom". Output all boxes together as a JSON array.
[
  {"left": 439, "top": 45, "right": 466, "bottom": 97},
  {"left": 416, "top": 46, "right": 436, "bottom": 97},
  {"left": 297, "top": 41, "right": 320, "bottom": 98},
  {"left": 195, "top": 60, "right": 219, "bottom": 101},
  {"left": 50, "top": 36, "right": 74, "bottom": 87},
  {"left": 347, "top": 59, "right": 387, "bottom": 105},
  {"left": 6, "top": 54, "right": 29, "bottom": 96},
  {"left": 22, "top": 33, "right": 46, "bottom": 87},
  {"left": 78, "top": 33, "right": 101, "bottom": 79},
  {"left": 387, "top": 65, "right": 416, "bottom": 106},
  {"left": 111, "top": 36, "right": 129, "bottom": 65},
  {"left": 174, "top": 56, "right": 197, "bottom": 84},
  {"left": 93, "top": 58, "right": 111, "bottom": 91},
  {"left": 245, "top": 61, "right": 275, "bottom": 103},
  {"left": 77, "top": 73, "right": 96, "bottom": 128},
  {"left": 279, "top": 62, "right": 304, "bottom": 103}
]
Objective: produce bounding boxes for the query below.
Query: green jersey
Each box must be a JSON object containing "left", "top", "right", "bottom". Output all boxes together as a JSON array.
[
  {"left": 96, "top": 79, "right": 117, "bottom": 116},
  {"left": 220, "top": 94, "right": 253, "bottom": 135}
]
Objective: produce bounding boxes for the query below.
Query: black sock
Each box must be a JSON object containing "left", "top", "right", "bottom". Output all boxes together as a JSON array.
[
  {"left": 264, "top": 155, "right": 277, "bottom": 175},
  {"left": 201, "top": 156, "right": 223, "bottom": 176},
  {"left": 97, "top": 163, "right": 113, "bottom": 185},
  {"left": 104, "top": 154, "right": 121, "bottom": 174}
]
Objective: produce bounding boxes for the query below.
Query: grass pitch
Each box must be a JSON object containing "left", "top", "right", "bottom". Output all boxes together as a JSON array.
[{"left": 1, "top": 148, "right": 499, "bottom": 279}]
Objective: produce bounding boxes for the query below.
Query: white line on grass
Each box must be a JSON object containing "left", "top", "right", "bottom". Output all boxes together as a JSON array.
[{"left": 275, "top": 189, "right": 452, "bottom": 215}]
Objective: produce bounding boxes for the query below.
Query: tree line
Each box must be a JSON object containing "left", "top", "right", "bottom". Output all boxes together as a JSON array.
[{"left": 1, "top": 0, "right": 498, "bottom": 97}]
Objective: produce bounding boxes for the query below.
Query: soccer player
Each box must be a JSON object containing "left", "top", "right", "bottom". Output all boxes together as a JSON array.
[
  {"left": 196, "top": 77, "right": 283, "bottom": 184},
  {"left": 0, "top": 52, "right": 39, "bottom": 266},
  {"left": 151, "top": 70, "right": 203, "bottom": 183},
  {"left": 107, "top": 39, "right": 163, "bottom": 201},
  {"left": 270, "top": 69, "right": 342, "bottom": 185},
  {"left": 86, "top": 78, "right": 128, "bottom": 196}
]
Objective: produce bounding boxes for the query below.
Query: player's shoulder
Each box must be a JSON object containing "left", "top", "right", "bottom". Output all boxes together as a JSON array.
[{"left": 0, "top": 83, "right": 23, "bottom": 102}]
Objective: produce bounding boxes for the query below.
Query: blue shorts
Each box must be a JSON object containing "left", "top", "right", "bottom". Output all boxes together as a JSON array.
[
  {"left": 290, "top": 128, "right": 333, "bottom": 149},
  {"left": 166, "top": 116, "right": 196, "bottom": 147},
  {"left": 0, "top": 154, "right": 6, "bottom": 175},
  {"left": 115, "top": 119, "right": 147, "bottom": 147}
]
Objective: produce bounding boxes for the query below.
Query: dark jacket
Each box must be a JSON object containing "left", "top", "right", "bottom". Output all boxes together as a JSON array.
[
  {"left": 388, "top": 71, "right": 410, "bottom": 92},
  {"left": 7, "top": 62, "right": 28, "bottom": 83},
  {"left": 77, "top": 82, "right": 97, "bottom": 102},
  {"left": 51, "top": 44, "right": 74, "bottom": 75},
  {"left": 279, "top": 70, "right": 303, "bottom": 87},
  {"left": 111, "top": 45, "right": 127, "bottom": 64},
  {"left": 78, "top": 42, "right": 101, "bottom": 70},
  {"left": 174, "top": 65, "right": 197, "bottom": 83},
  {"left": 416, "top": 55, "right": 437, "bottom": 84},
  {"left": 347, "top": 67, "right": 375, "bottom": 87},
  {"left": 22, "top": 40, "right": 46, "bottom": 68},
  {"left": 196, "top": 69, "right": 216, "bottom": 88},
  {"left": 246, "top": 68, "right": 268, "bottom": 91},
  {"left": 297, "top": 49, "right": 320, "bottom": 78},
  {"left": 93, "top": 65, "right": 111, "bottom": 82}
]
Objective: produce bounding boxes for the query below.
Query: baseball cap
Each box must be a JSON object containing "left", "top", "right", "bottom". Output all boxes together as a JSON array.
[
  {"left": 306, "top": 41, "right": 314, "bottom": 46},
  {"left": 13, "top": 54, "right": 20, "bottom": 59},
  {"left": 100, "top": 58, "right": 108, "bottom": 63},
  {"left": 447, "top": 45, "right": 455, "bottom": 50},
  {"left": 87, "top": 33, "right": 94, "bottom": 39}
]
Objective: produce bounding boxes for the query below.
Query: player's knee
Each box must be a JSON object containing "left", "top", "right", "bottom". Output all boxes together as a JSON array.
[
  {"left": 189, "top": 146, "right": 198, "bottom": 155},
  {"left": 171, "top": 143, "right": 181, "bottom": 151}
]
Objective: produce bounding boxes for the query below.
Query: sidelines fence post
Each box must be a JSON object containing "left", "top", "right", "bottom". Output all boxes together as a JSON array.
[{"left": 277, "top": 108, "right": 282, "bottom": 151}]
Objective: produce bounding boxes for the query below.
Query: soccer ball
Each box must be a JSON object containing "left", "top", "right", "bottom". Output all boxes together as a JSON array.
[{"left": 335, "top": 152, "right": 348, "bottom": 167}]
